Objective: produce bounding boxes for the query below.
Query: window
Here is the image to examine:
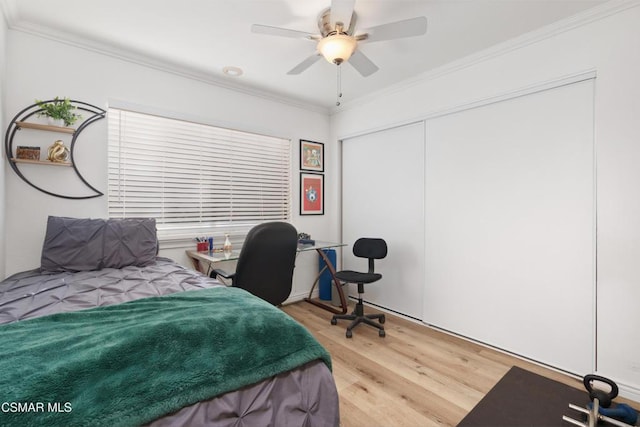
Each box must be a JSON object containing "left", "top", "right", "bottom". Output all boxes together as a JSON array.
[{"left": 108, "top": 108, "right": 291, "bottom": 237}]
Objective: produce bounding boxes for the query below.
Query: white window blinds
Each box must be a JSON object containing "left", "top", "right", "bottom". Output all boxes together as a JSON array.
[{"left": 108, "top": 108, "right": 291, "bottom": 234}]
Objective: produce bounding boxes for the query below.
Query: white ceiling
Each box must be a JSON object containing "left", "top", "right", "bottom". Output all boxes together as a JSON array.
[{"left": 2, "top": 0, "right": 607, "bottom": 110}]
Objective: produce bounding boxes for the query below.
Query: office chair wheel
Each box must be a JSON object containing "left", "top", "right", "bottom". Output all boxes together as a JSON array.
[
  {"left": 331, "top": 318, "right": 337, "bottom": 325},
  {"left": 379, "top": 329, "right": 386, "bottom": 337},
  {"left": 346, "top": 330, "right": 353, "bottom": 338},
  {"left": 379, "top": 315, "right": 385, "bottom": 324}
]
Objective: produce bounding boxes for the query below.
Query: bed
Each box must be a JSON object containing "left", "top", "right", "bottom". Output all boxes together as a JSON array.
[{"left": 0, "top": 216, "right": 339, "bottom": 427}]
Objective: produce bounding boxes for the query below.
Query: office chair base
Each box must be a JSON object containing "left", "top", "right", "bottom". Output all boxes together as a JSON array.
[{"left": 331, "top": 299, "right": 385, "bottom": 338}]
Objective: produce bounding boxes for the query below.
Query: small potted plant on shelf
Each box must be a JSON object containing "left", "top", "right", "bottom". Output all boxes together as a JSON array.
[{"left": 35, "top": 97, "right": 82, "bottom": 127}]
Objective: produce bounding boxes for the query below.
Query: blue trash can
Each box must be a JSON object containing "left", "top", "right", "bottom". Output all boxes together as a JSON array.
[{"left": 319, "top": 249, "right": 336, "bottom": 301}]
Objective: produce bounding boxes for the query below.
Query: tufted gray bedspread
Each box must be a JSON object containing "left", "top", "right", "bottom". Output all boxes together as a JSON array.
[
  {"left": 0, "top": 257, "right": 340, "bottom": 426},
  {"left": 0, "top": 257, "right": 221, "bottom": 324}
]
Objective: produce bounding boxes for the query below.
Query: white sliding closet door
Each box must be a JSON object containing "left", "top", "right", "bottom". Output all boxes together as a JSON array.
[
  {"left": 424, "top": 79, "right": 595, "bottom": 374},
  {"left": 342, "top": 122, "right": 425, "bottom": 319}
]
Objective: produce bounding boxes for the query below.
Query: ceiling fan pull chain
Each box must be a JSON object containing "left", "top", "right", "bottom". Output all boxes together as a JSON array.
[{"left": 336, "top": 64, "right": 343, "bottom": 106}]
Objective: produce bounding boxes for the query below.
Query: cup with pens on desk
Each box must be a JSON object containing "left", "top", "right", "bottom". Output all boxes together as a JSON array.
[{"left": 195, "top": 236, "right": 213, "bottom": 252}]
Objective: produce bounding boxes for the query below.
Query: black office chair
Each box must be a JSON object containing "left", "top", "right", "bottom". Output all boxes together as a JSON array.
[
  {"left": 211, "top": 222, "right": 298, "bottom": 306},
  {"left": 331, "top": 238, "right": 387, "bottom": 338}
]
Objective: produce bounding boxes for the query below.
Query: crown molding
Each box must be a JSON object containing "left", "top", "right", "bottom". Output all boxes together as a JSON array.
[
  {"left": 6, "top": 0, "right": 638, "bottom": 117},
  {"left": 332, "top": 0, "right": 640, "bottom": 115},
  {"left": 4, "top": 12, "right": 329, "bottom": 115}
]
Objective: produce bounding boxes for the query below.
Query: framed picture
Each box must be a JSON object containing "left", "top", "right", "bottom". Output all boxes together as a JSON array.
[
  {"left": 300, "top": 140, "right": 324, "bottom": 172},
  {"left": 300, "top": 172, "right": 324, "bottom": 215}
]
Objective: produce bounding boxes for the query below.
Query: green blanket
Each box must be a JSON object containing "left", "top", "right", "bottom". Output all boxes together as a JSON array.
[{"left": 0, "top": 287, "right": 331, "bottom": 427}]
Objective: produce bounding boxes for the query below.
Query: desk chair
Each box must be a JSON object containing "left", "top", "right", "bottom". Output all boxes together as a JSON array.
[
  {"left": 331, "top": 238, "right": 387, "bottom": 338},
  {"left": 211, "top": 222, "right": 298, "bottom": 306}
]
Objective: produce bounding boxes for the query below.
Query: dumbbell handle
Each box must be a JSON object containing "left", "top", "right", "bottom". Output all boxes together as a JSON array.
[{"left": 584, "top": 374, "right": 619, "bottom": 402}]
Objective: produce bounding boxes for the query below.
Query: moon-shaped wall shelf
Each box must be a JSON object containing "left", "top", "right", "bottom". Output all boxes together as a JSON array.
[{"left": 4, "top": 100, "right": 106, "bottom": 199}]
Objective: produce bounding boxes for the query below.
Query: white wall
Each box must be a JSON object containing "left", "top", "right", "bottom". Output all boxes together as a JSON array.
[
  {"left": 0, "top": 9, "right": 7, "bottom": 280},
  {"left": 332, "top": 1, "right": 640, "bottom": 399},
  {"left": 2, "top": 30, "right": 338, "bottom": 301}
]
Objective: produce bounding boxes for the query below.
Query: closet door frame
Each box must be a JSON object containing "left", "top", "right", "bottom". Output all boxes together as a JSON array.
[
  {"left": 422, "top": 74, "right": 596, "bottom": 374},
  {"left": 338, "top": 69, "right": 597, "bottom": 374},
  {"left": 341, "top": 121, "right": 426, "bottom": 319}
]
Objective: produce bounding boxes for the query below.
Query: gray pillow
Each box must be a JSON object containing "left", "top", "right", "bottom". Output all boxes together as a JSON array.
[
  {"left": 103, "top": 218, "right": 157, "bottom": 268},
  {"left": 40, "top": 216, "right": 106, "bottom": 272},
  {"left": 40, "top": 216, "right": 158, "bottom": 272}
]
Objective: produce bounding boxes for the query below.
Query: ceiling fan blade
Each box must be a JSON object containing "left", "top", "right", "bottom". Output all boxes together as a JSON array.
[
  {"left": 287, "top": 54, "right": 322, "bottom": 75},
  {"left": 330, "top": 0, "right": 356, "bottom": 31},
  {"left": 361, "top": 16, "right": 427, "bottom": 43},
  {"left": 251, "top": 24, "right": 316, "bottom": 40},
  {"left": 348, "top": 50, "right": 379, "bottom": 77}
]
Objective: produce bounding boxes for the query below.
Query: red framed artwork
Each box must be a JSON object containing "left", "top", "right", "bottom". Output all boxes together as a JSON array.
[{"left": 300, "top": 173, "right": 324, "bottom": 215}]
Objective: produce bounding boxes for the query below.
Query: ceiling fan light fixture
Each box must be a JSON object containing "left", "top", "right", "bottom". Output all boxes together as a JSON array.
[{"left": 318, "top": 34, "right": 357, "bottom": 65}]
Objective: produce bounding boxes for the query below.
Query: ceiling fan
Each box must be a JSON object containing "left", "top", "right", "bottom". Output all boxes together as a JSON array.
[{"left": 251, "top": 0, "right": 428, "bottom": 78}]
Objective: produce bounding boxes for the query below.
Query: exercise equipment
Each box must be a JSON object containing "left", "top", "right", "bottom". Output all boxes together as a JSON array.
[{"left": 563, "top": 374, "right": 639, "bottom": 427}]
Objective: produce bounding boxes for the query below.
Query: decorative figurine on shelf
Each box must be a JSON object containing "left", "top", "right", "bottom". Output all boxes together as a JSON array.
[{"left": 47, "top": 140, "right": 70, "bottom": 163}]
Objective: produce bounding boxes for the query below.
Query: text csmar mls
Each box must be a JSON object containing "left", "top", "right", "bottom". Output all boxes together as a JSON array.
[{"left": 1, "top": 402, "right": 72, "bottom": 413}]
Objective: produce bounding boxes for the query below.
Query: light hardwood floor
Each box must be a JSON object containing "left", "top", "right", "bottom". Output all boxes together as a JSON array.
[{"left": 282, "top": 300, "right": 637, "bottom": 427}]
